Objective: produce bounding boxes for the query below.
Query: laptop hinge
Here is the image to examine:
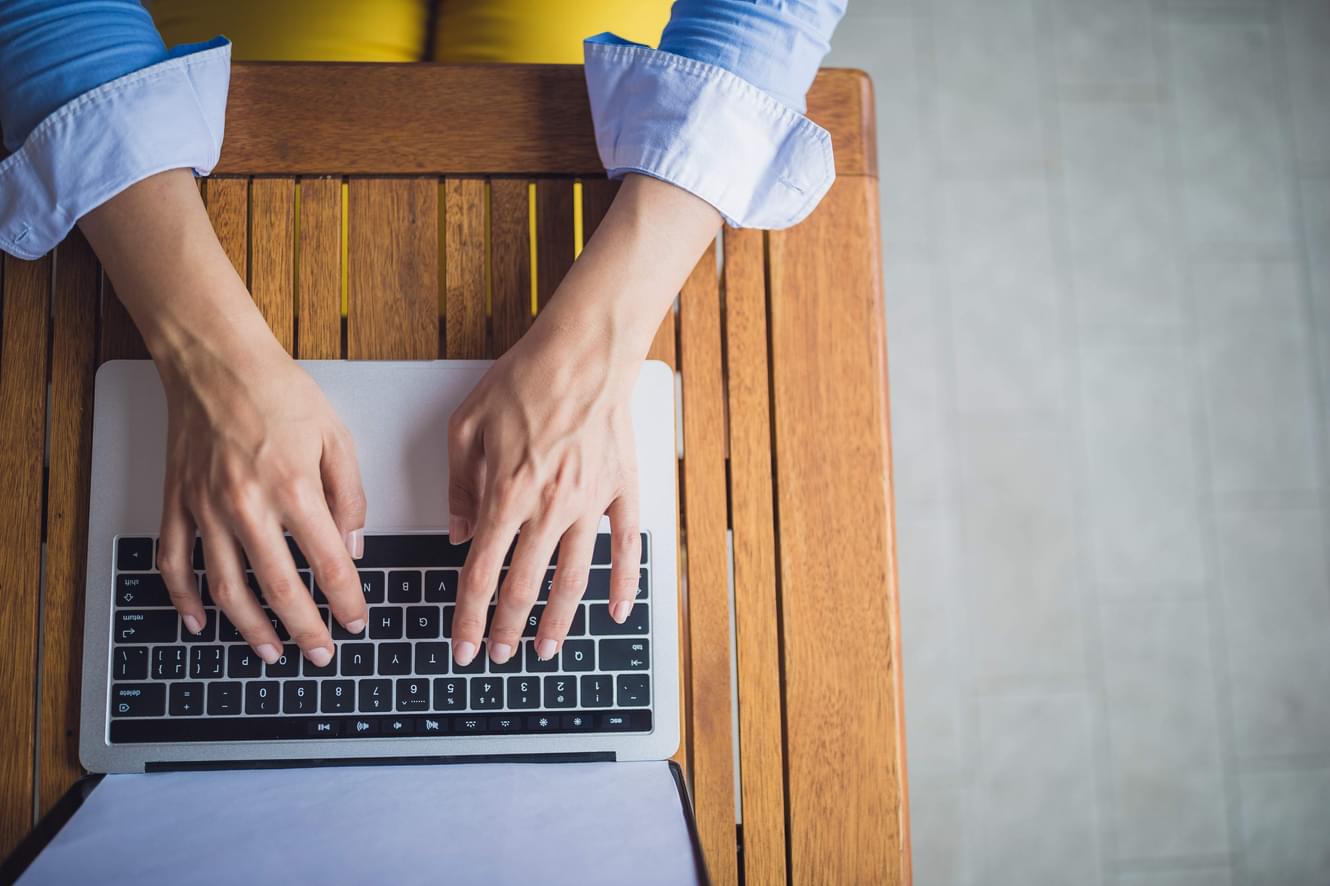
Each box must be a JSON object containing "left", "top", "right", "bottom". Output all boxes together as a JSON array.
[{"left": 145, "top": 751, "right": 616, "bottom": 773}]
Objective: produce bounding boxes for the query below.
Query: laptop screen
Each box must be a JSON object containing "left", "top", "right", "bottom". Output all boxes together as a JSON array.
[{"left": 17, "top": 761, "right": 703, "bottom": 885}]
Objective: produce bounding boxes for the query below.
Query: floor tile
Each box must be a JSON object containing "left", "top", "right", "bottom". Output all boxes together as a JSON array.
[
  {"left": 1052, "top": 0, "right": 1159, "bottom": 98},
  {"left": 1238, "top": 767, "right": 1330, "bottom": 885},
  {"left": 1281, "top": 1, "right": 1330, "bottom": 178}
]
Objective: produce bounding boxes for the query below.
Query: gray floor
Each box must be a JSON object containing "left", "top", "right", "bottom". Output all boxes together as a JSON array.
[{"left": 824, "top": 1, "right": 1330, "bottom": 883}]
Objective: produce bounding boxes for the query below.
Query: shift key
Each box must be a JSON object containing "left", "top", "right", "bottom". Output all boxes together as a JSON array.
[{"left": 115, "top": 610, "right": 178, "bottom": 643}]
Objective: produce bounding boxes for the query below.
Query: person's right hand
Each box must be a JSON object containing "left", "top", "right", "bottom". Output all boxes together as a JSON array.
[
  {"left": 80, "top": 168, "right": 368, "bottom": 669},
  {"left": 153, "top": 340, "right": 368, "bottom": 668}
]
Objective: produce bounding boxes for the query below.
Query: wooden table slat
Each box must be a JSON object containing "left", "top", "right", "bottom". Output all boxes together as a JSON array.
[
  {"left": 99, "top": 276, "right": 148, "bottom": 361},
  {"left": 295, "top": 177, "right": 343, "bottom": 359},
  {"left": 249, "top": 178, "right": 296, "bottom": 353},
  {"left": 533, "top": 179, "right": 574, "bottom": 310},
  {"left": 38, "top": 234, "right": 99, "bottom": 818},
  {"left": 347, "top": 178, "right": 439, "bottom": 360},
  {"left": 678, "top": 241, "right": 739, "bottom": 886},
  {"left": 0, "top": 255, "right": 52, "bottom": 858},
  {"left": 488, "top": 178, "right": 531, "bottom": 356},
  {"left": 205, "top": 177, "right": 250, "bottom": 283},
  {"left": 443, "top": 179, "right": 486, "bottom": 360}
]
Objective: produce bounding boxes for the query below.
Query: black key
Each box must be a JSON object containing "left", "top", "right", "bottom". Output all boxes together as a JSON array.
[
  {"left": 218, "top": 613, "right": 243, "bottom": 643},
  {"left": 522, "top": 605, "right": 545, "bottom": 638},
  {"left": 340, "top": 643, "right": 375, "bottom": 676},
  {"left": 245, "top": 681, "right": 280, "bottom": 715},
  {"left": 283, "top": 680, "right": 318, "bottom": 714},
  {"left": 180, "top": 609, "right": 217, "bottom": 642},
  {"left": 206, "top": 681, "right": 241, "bottom": 715},
  {"left": 524, "top": 641, "right": 558, "bottom": 673},
  {"left": 419, "top": 715, "right": 448, "bottom": 734},
  {"left": 169, "top": 682, "right": 204, "bottom": 716},
  {"left": 199, "top": 574, "right": 212, "bottom": 606},
  {"left": 378, "top": 642, "right": 412, "bottom": 675},
  {"left": 544, "top": 676, "right": 577, "bottom": 708},
  {"left": 320, "top": 680, "right": 355, "bottom": 713},
  {"left": 415, "top": 642, "right": 450, "bottom": 675},
  {"left": 307, "top": 719, "right": 339, "bottom": 738},
  {"left": 358, "top": 571, "right": 385, "bottom": 604},
  {"left": 590, "top": 532, "right": 648, "bottom": 566},
  {"left": 116, "top": 573, "right": 173, "bottom": 607},
  {"left": 581, "top": 568, "right": 648, "bottom": 601},
  {"left": 580, "top": 675, "right": 613, "bottom": 707},
  {"left": 424, "top": 570, "right": 459, "bottom": 603},
  {"left": 616, "top": 674, "right": 651, "bottom": 707},
  {"left": 358, "top": 534, "right": 469, "bottom": 568},
  {"left": 385, "top": 716, "right": 415, "bottom": 735},
  {"left": 599, "top": 638, "right": 649, "bottom": 671},
  {"left": 562, "top": 639, "right": 594, "bottom": 672},
  {"left": 456, "top": 715, "right": 487, "bottom": 735},
  {"left": 453, "top": 642, "right": 486, "bottom": 675},
  {"left": 406, "top": 606, "right": 439, "bottom": 639},
  {"left": 588, "top": 603, "right": 649, "bottom": 636},
  {"left": 304, "top": 649, "right": 336, "bottom": 677},
  {"left": 433, "top": 678, "right": 467, "bottom": 711},
  {"left": 284, "top": 535, "right": 309, "bottom": 570},
  {"left": 598, "top": 712, "right": 636, "bottom": 731},
  {"left": 561, "top": 712, "right": 594, "bottom": 731},
  {"left": 113, "top": 647, "right": 148, "bottom": 680},
  {"left": 227, "top": 647, "right": 262, "bottom": 678},
  {"left": 116, "top": 537, "right": 154, "bottom": 571},
  {"left": 332, "top": 617, "right": 367, "bottom": 640},
  {"left": 116, "top": 610, "right": 177, "bottom": 644},
  {"left": 396, "top": 678, "right": 430, "bottom": 711},
  {"left": 265, "top": 645, "right": 300, "bottom": 677},
  {"left": 189, "top": 645, "right": 225, "bottom": 679},
  {"left": 348, "top": 717, "right": 379, "bottom": 737},
  {"left": 261, "top": 609, "right": 291, "bottom": 642},
  {"left": 470, "top": 678, "right": 503, "bottom": 709},
  {"left": 526, "top": 714, "right": 561, "bottom": 732},
  {"left": 111, "top": 683, "right": 165, "bottom": 717},
  {"left": 369, "top": 606, "right": 403, "bottom": 639},
  {"left": 191, "top": 537, "right": 205, "bottom": 570},
  {"left": 358, "top": 679, "right": 392, "bottom": 712},
  {"left": 489, "top": 715, "right": 521, "bottom": 734},
  {"left": 388, "top": 570, "right": 422, "bottom": 603},
  {"left": 152, "top": 646, "right": 187, "bottom": 680},
  {"left": 440, "top": 606, "right": 455, "bottom": 638},
  {"left": 308, "top": 571, "right": 326, "bottom": 605},
  {"left": 507, "top": 677, "right": 541, "bottom": 709}
]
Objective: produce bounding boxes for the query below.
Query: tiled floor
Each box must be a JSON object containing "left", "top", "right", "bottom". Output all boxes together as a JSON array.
[{"left": 824, "top": 1, "right": 1330, "bottom": 883}]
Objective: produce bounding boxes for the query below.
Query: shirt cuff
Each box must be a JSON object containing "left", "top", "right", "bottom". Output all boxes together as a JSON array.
[
  {"left": 0, "top": 38, "right": 231, "bottom": 260},
  {"left": 583, "top": 36, "right": 834, "bottom": 231}
]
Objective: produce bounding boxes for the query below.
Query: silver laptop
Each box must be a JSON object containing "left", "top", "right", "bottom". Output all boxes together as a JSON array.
[{"left": 79, "top": 360, "right": 680, "bottom": 772}]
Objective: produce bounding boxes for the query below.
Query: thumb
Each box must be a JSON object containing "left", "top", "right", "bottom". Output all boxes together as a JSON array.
[{"left": 322, "top": 430, "right": 367, "bottom": 559}]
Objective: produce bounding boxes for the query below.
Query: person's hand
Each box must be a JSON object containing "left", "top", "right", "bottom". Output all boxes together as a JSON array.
[
  {"left": 447, "top": 323, "right": 643, "bottom": 667},
  {"left": 80, "top": 168, "right": 368, "bottom": 668}
]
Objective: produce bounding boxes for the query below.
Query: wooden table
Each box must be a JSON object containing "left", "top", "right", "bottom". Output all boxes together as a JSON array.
[{"left": 0, "top": 64, "right": 909, "bottom": 884}]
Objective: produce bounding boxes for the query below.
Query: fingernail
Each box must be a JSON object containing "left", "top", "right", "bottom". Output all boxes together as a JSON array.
[
  {"left": 611, "top": 601, "right": 632, "bottom": 624},
  {"left": 182, "top": 614, "right": 202, "bottom": 635},
  {"left": 455, "top": 640, "right": 477, "bottom": 666},
  {"left": 344, "top": 528, "right": 364, "bottom": 560},
  {"left": 536, "top": 639, "right": 557, "bottom": 661},
  {"left": 491, "top": 641, "right": 513, "bottom": 664},
  {"left": 256, "top": 643, "right": 280, "bottom": 664},
  {"left": 307, "top": 646, "right": 334, "bottom": 668},
  {"left": 344, "top": 618, "right": 366, "bottom": 635},
  {"left": 449, "top": 515, "right": 471, "bottom": 543}
]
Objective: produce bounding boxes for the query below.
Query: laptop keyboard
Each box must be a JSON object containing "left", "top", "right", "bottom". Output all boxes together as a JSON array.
[{"left": 108, "top": 533, "right": 653, "bottom": 743}]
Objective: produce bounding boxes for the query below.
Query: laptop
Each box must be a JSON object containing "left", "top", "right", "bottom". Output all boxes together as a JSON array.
[{"left": 5, "top": 360, "right": 705, "bottom": 885}]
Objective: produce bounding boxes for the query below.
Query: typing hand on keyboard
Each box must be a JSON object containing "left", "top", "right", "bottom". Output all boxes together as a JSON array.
[{"left": 445, "top": 304, "right": 652, "bottom": 670}]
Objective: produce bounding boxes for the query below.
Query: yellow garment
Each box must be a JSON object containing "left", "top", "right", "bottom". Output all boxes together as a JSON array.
[{"left": 151, "top": 0, "right": 671, "bottom": 63}]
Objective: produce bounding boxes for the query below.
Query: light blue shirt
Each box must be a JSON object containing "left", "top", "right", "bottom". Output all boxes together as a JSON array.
[{"left": 0, "top": 0, "right": 845, "bottom": 260}]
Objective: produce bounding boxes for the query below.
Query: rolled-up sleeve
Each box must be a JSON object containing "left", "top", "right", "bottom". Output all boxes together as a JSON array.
[
  {"left": 583, "top": 0, "right": 846, "bottom": 230},
  {"left": 0, "top": 0, "right": 230, "bottom": 260}
]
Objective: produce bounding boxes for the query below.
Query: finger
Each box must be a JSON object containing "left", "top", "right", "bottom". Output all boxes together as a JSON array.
[
  {"left": 535, "top": 516, "right": 598, "bottom": 660},
  {"left": 446, "top": 412, "right": 484, "bottom": 545},
  {"left": 286, "top": 481, "right": 368, "bottom": 635},
  {"left": 231, "top": 511, "right": 334, "bottom": 668},
  {"left": 321, "top": 428, "right": 367, "bottom": 560},
  {"left": 451, "top": 509, "right": 515, "bottom": 667},
  {"left": 606, "top": 489, "right": 642, "bottom": 624},
  {"left": 490, "top": 518, "right": 562, "bottom": 664},
  {"left": 158, "top": 488, "right": 205, "bottom": 635},
  {"left": 199, "top": 517, "right": 281, "bottom": 664}
]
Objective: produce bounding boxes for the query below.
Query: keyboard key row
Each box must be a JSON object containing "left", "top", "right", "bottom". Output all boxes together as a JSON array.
[
  {"left": 109, "top": 708, "right": 653, "bottom": 743},
  {"left": 112, "top": 674, "right": 650, "bottom": 718}
]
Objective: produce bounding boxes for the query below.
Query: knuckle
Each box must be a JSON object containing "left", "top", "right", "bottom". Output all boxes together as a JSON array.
[
  {"left": 453, "top": 611, "right": 488, "bottom": 635},
  {"left": 259, "top": 576, "right": 301, "bottom": 606},
  {"left": 537, "top": 611, "right": 573, "bottom": 635},
  {"left": 209, "top": 581, "right": 245, "bottom": 607},
  {"left": 155, "top": 549, "right": 190, "bottom": 581},
  {"left": 288, "top": 624, "right": 328, "bottom": 649},
  {"left": 613, "top": 528, "right": 639, "bottom": 553},
  {"left": 317, "top": 559, "right": 359, "bottom": 595},
  {"left": 550, "top": 573, "right": 587, "bottom": 598}
]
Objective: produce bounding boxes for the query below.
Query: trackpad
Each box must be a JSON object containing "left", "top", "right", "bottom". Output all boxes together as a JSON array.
[{"left": 18, "top": 761, "right": 703, "bottom": 885}]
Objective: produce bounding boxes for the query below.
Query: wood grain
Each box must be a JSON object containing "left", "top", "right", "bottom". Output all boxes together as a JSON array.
[
  {"left": 579, "top": 178, "right": 619, "bottom": 241},
  {"left": 296, "top": 177, "right": 342, "bottom": 359},
  {"left": 678, "top": 242, "right": 738, "bottom": 886},
  {"left": 534, "top": 179, "right": 575, "bottom": 310},
  {"left": 99, "top": 276, "right": 148, "bottom": 361},
  {"left": 347, "top": 178, "right": 439, "bottom": 360},
  {"left": 38, "top": 234, "right": 98, "bottom": 817},
  {"left": 219, "top": 66, "right": 874, "bottom": 177},
  {"left": 443, "top": 179, "right": 486, "bottom": 359},
  {"left": 768, "top": 177, "right": 909, "bottom": 884},
  {"left": 0, "top": 256, "right": 50, "bottom": 857},
  {"left": 721, "top": 226, "right": 788, "bottom": 885},
  {"left": 488, "top": 178, "right": 531, "bottom": 355},
  {"left": 249, "top": 178, "right": 296, "bottom": 352},
  {"left": 205, "top": 177, "right": 249, "bottom": 282}
]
